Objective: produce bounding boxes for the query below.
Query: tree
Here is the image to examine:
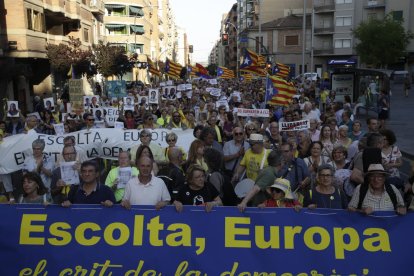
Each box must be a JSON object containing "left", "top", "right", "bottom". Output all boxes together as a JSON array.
[
  {"left": 207, "top": 64, "right": 218, "bottom": 77},
  {"left": 353, "top": 14, "right": 413, "bottom": 68},
  {"left": 93, "top": 42, "right": 133, "bottom": 79},
  {"left": 46, "top": 37, "right": 94, "bottom": 78}
]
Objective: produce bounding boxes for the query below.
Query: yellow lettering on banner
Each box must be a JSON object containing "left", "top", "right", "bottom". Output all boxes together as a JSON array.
[
  {"left": 255, "top": 226, "right": 280, "bottom": 249},
  {"left": 333, "top": 227, "right": 359, "bottom": 259},
  {"left": 104, "top": 223, "right": 129, "bottom": 246},
  {"left": 225, "top": 217, "right": 251, "bottom": 248},
  {"left": 20, "top": 214, "right": 47, "bottom": 245},
  {"left": 174, "top": 261, "right": 206, "bottom": 276},
  {"left": 124, "top": 260, "right": 161, "bottom": 276},
  {"left": 220, "top": 262, "right": 239, "bottom": 276},
  {"left": 48, "top": 222, "right": 72, "bottom": 246},
  {"left": 133, "top": 215, "right": 144, "bottom": 246},
  {"left": 147, "top": 216, "right": 164, "bottom": 246},
  {"left": 363, "top": 228, "right": 391, "bottom": 253},
  {"left": 19, "top": 259, "right": 48, "bottom": 276},
  {"left": 59, "top": 268, "right": 72, "bottom": 276},
  {"left": 195, "top": 237, "right": 205, "bottom": 255},
  {"left": 284, "top": 226, "right": 302, "bottom": 249},
  {"left": 74, "top": 223, "right": 101, "bottom": 246},
  {"left": 166, "top": 223, "right": 191, "bottom": 247},
  {"left": 303, "top": 227, "right": 330, "bottom": 251}
]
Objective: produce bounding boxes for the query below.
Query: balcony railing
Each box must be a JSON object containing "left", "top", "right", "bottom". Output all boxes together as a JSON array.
[
  {"left": 314, "top": 1, "right": 335, "bottom": 13},
  {"left": 313, "top": 48, "right": 334, "bottom": 55},
  {"left": 314, "top": 26, "right": 334, "bottom": 34},
  {"left": 90, "top": 0, "right": 105, "bottom": 15}
]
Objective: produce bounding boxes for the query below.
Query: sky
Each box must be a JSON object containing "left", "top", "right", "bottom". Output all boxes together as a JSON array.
[{"left": 169, "top": 0, "right": 237, "bottom": 64}]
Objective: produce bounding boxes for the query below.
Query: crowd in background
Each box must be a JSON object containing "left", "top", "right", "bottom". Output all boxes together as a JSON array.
[{"left": 0, "top": 76, "right": 412, "bottom": 215}]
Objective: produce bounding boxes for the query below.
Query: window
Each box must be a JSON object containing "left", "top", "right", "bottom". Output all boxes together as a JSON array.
[
  {"left": 336, "top": 0, "right": 352, "bottom": 4},
  {"left": 285, "top": 35, "right": 299, "bottom": 46},
  {"left": 105, "top": 24, "right": 127, "bottom": 35},
  {"left": 129, "top": 44, "right": 144, "bottom": 53},
  {"left": 392, "top": 11, "right": 403, "bottom": 21},
  {"left": 83, "top": 28, "right": 89, "bottom": 42},
  {"left": 336, "top": 16, "right": 352, "bottom": 26},
  {"left": 334, "top": 39, "right": 351, "bottom": 48},
  {"left": 26, "top": 8, "right": 45, "bottom": 32}
]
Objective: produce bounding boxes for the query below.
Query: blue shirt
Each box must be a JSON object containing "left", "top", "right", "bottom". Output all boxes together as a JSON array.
[
  {"left": 68, "top": 183, "right": 115, "bottom": 204},
  {"left": 277, "top": 158, "right": 310, "bottom": 191}
]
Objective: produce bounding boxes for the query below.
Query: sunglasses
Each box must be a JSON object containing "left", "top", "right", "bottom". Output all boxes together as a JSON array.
[
  {"left": 167, "top": 139, "right": 176, "bottom": 142},
  {"left": 234, "top": 132, "right": 244, "bottom": 136},
  {"left": 271, "top": 188, "right": 283, "bottom": 193}
]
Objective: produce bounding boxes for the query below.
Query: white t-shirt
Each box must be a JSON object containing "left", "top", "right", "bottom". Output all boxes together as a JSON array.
[{"left": 123, "top": 176, "right": 171, "bottom": 205}]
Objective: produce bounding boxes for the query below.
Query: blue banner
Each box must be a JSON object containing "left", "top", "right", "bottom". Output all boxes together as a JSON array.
[
  {"left": 106, "top": 80, "right": 127, "bottom": 98},
  {"left": 0, "top": 204, "right": 412, "bottom": 275}
]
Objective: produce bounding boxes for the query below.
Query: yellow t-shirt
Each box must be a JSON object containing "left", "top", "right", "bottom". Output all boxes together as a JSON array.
[{"left": 240, "top": 149, "right": 270, "bottom": 181}]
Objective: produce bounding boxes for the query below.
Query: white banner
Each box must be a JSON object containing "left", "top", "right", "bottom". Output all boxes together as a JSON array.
[
  {"left": 279, "top": 120, "right": 310, "bottom": 132},
  {"left": 0, "top": 129, "right": 195, "bottom": 174},
  {"left": 236, "top": 108, "right": 269, "bottom": 118}
]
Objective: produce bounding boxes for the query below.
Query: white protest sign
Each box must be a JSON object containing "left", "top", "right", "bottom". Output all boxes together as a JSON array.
[
  {"left": 208, "top": 79, "right": 218, "bottom": 85},
  {"left": 177, "top": 84, "right": 186, "bottom": 91},
  {"left": 185, "top": 83, "right": 192, "bottom": 90},
  {"left": 279, "top": 119, "right": 310, "bottom": 132},
  {"left": 237, "top": 108, "right": 270, "bottom": 118},
  {"left": 104, "top": 107, "right": 120, "bottom": 127},
  {"left": 216, "top": 100, "right": 229, "bottom": 109},
  {"left": 53, "top": 123, "right": 64, "bottom": 135},
  {"left": 166, "top": 80, "right": 173, "bottom": 86},
  {"left": 0, "top": 129, "right": 195, "bottom": 174},
  {"left": 114, "top": 122, "right": 124, "bottom": 129},
  {"left": 159, "top": 82, "right": 166, "bottom": 87},
  {"left": 209, "top": 88, "right": 221, "bottom": 97}
]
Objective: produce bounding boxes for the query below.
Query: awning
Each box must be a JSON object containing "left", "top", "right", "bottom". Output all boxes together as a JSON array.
[
  {"left": 105, "top": 24, "right": 126, "bottom": 29},
  {"left": 129, "top": 6, "right": 144, "bottom": 16},
  {"left": 105, "top": 4, "right": 126, "bottom": 9},
  {"left": 130, "top": 25, "right": 144, "bottom": 34}
]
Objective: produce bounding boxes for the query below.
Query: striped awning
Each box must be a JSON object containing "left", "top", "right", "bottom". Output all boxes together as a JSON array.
[
  {"left": 105, "top": 24, "right": 126, "bottom": 29},
  {"left": 130, "top": 25, "right": 144, "bottom": 34},
  {"left": 105, "top": 4, "right": 126, "bottom": 9},
  {"left": 129, "top": 6, "right": 144, "bottom": 16}
]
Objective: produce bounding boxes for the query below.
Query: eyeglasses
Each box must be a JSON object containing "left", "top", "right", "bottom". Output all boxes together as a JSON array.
[
  {"left": 140, "top": 135, "right": 150, "bottom": 138},
  {"left": 319, "top": 174, "right": 332, "bottom": 178},
  {"left": 167, "top": 139, "right": 176, "bottom": 142},
  {"left": 32, "top": 147, "right": 42, "bottom": 151},
  {"left": 271, "top": 188, "right": 283, "bottom": 193},
  {"left": 234, "top": 132, "right": 244, "bottom": 136},
  {"left": 246, "top": 128, "right": 255, "bottom": 131},
  {"left": 87, "top": 118, "right": 95, "bottom": 121}
]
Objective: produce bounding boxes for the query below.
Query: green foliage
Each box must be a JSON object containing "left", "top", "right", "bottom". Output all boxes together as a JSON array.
[
  {"left": 353, "top": 14, "right": 413, "bottom": 68},
  {"left": 92, "top": 42, "right": 133, "bottom": 79},
  {"left": 207, "top": 64, "right": 218, "bottom": 76},
  {"left": 46, "top": 37, "right": 94, "bottom": 77}
]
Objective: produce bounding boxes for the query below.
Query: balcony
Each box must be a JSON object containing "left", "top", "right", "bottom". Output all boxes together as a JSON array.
[
  {"left": 364, "top": 0, "right": 386, "bottom": 9},
  {"left": 314, "top": 1, "right": 335, "bottom": 13},
  {"left": 313, "top": 48, "right": 334, "bottom": 56},
  {"left": 43, "top": 0, "right": 65, "bottom": 14},
  {"left": 89, "top": 0, "right": 105, "bottom": 15},
  {"left": 314, "top": 26, "right": 334, "bottom": 34}
]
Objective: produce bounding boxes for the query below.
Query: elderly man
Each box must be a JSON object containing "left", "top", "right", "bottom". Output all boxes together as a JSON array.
[
  {"left": 166, "top": 111, "right": 188, "bottom": 130},
  {"left": 232, "top": 134, "right": 271, "bottom": 184},
  {"left": 24, "top": 115, "right": 42, "bottom": 133},
  {"left": 223, "top": 127, "right": 250, "bottom": 176},
  {"left": 62, "top": 161, "right": 115, "bottom": 207},
  {"left": 348, "top": 164, "right": 406, "bottom": 215},
  {"left": 51, "top": 145, "right": 80, "bottom": 204},
  {"left": 130, "top": 129, "right": 165, "bottom": 164},
  {"left": 121, "top": 156, "right": 171, "bottom": 210},
  {"left": 264, "top": 122, "right": 282, "bottom": 150}
]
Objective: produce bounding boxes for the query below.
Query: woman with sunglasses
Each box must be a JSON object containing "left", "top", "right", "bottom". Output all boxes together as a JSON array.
[
  {"left": 303, "top": 164, "right": 347, "bottom": 209},
  {"left": 138, "top": 112, "right": 158, "bottom": 129},
  {"left": 258, "top": 178, "right": 301, "bottom": 209},
  {"left": 164, "top": 132, "right": 187, "bottom": 162}
]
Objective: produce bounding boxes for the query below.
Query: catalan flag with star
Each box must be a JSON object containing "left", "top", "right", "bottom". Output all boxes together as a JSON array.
[
  {"left": 147, "top": 57, "right": 161, "bottom": 77},
  {"left": 187, "top": 65, "right": 198, "bottom": 78},
  {"left": 272, "top": 62, "right": 290, "bottom": 79},
  {"left": 239, "top": 49, "right": 267, "bottom": 77},
  {"left": 165, "top": 58, "right": 182, "bottom": 79},
  {"left": 217, "top": 66, "right": 235, "bottom": 79},
  {"left": 265, "top": 75, "right": 297, "bottom": 106}
]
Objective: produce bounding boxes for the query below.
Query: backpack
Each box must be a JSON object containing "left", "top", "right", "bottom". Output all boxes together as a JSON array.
[{"left": 357, "top": 181, "right": 397, "bottom": 210}]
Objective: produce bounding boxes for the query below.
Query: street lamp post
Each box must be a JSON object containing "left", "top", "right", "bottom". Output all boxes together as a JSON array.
[{"left": 226, "top": 21, "right": 239, "bottom": 78}]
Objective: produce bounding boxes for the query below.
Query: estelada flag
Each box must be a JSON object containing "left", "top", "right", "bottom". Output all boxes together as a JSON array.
[
  {"left": 147, "top": 57, "right": 161, "bottom": 76},
  {"left": 240, "top": 49, "right": 267, "bottom": 77},
  {"left": 272, "top": 62, "right": 290, "bottom": 79},
  {"left": 165, "top": 58, "right": 182, "bottom": 79},
  {"left": 187, "top": 65, "right": 198, "bottom": 77},
  {"left": 217, "top": 66, "right": 235, "bottom": 79},
  {"left": 265, "top": 75, "right": 297, "bottom": 106}
]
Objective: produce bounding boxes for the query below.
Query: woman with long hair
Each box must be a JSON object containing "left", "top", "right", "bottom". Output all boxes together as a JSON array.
[
  {"left": 18, "top": 172, "right": 50, "bottom": 204},
  {"left": 185, "top": 139, "right": 208, "bottom": 172},
  {"left": 319, "top": 125, "right": 335, "bottom": 158}
]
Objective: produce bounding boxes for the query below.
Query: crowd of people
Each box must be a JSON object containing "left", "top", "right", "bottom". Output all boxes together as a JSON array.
[{"left": 0, "top": 76, "right": 413, "bottom": 215}]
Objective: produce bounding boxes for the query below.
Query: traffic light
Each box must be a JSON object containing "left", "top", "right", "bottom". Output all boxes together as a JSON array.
[
  {"left": 222, "top": 33, "right": 229, "bottom": 46},
  {"left": 189, "top": 45, "right": 193, "bottom": 53}
]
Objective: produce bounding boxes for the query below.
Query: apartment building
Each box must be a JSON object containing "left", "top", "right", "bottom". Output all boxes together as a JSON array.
[{"left": 1, "top": 0, "right": 105, "bottom": 112}]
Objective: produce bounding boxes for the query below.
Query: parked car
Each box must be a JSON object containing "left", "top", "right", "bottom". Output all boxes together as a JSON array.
[
  {"left": 391, "top": 70, "right": 409, "bottom": 84},
  {"left": 295, "top": 72, "right": 319, "bottom": 82}
]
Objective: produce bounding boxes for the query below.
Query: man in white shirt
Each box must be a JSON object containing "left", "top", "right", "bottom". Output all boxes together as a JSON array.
[{"left": 121, "top": 156, "right": 170, "bottom": 210}]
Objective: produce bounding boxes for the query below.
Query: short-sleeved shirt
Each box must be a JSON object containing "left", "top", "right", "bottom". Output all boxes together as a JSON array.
[
  {"left": 123, "top": 176, "right": 171, "bottom": 205},
  {"left": 176, "top": 183, "right": 219, "bottom": 206},
  {"left": 68, "top": 183, "right": 115, "bottom": 204},
  {"left": 105, "top": 166, "right": 139, "bottom": 202},
  {"left": 348, "top": 184, "right": 404, "bottom": 211},
  {"left": 277, "top": 158, "right": 310, "bottom": 191},
  {"left": 252, "top": 166, "right": 279, "bottom": 206},
  {"left": 223, "top": 140, "right": 250, "bottom": 171},
  {"left": 240, "top": 148, "right": 270, "bottom": 181}
]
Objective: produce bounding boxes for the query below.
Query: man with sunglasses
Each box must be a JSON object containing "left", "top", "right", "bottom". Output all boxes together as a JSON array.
[
  {"left": 166, "top": 111, "right": 188, "bottom": 130},
  {"left": 223, "top": 127, "right": 250, "bottom": 177},
  {"left": 82, "top": 113, "right": 98, "bottom": 130}
]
